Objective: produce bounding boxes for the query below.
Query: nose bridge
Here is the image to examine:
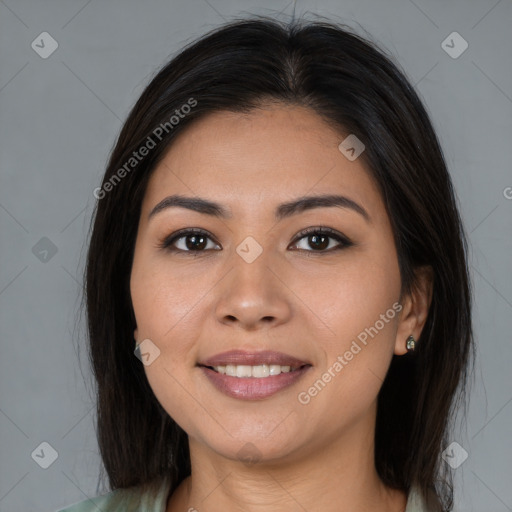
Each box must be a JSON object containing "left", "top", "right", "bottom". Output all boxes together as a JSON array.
[
  {"left": 214, "top": 235, "right": 290, "bottom": 328},
  {"left": 230, "top": 235, "right": 276, "bottom": 300}
]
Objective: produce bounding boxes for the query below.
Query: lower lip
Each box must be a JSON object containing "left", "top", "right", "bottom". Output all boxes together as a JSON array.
[{"left": 199, "top": 365, "right": 312, "bottom": 400}]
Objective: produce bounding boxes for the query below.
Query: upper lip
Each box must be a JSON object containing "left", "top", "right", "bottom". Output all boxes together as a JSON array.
[{"left": 198, "top": 350, "right": 311, "bottom": 368}]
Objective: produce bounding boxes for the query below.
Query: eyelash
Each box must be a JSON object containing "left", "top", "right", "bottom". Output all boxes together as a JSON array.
[{"left": 157, "top": 226, "right": 354, "bottom": 256}]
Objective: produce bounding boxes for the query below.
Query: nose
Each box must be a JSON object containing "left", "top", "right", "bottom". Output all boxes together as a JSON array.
[{"left": 214, "top": 248, "right": 292, "bottom": 331}]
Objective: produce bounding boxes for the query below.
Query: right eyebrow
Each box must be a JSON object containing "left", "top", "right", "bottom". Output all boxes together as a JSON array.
[{"left": 148, "top": 195, "right": 231, "bottom": 220}]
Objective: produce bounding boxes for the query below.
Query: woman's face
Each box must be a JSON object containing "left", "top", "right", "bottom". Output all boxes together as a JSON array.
[{"left": 130, "top": 104, "right": 411, "bottom": 464}]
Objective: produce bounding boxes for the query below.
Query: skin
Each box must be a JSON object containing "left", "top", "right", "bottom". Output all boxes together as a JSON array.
[{"left": 130, "top": 104, "right": 433, "bottom": 512}]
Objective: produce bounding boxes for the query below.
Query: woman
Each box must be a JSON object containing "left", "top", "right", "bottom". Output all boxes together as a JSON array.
[{"left": 59, "top": 15, "right": 473, "bottom": 512}]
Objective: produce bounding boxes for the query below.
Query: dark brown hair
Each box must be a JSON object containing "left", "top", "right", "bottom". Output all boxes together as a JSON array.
[{"left": 84, "top": 15, "right": 474, "bottom": 510}]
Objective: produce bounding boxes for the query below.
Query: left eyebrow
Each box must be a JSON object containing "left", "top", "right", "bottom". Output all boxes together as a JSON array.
[
  {"left": 148, "top": 193, "right": 371, "bottom": 223},
  {"left": 275, "top": 194, "right": 370, "bottom": 222}
]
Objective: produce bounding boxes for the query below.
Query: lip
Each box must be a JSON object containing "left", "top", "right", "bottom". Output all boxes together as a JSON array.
[
  {"left": 198, "top": 350, "right": 310, "bottom": 367},
  {"left": 197, "top": 350, "right": 312, "bottom": 400},
  {"left": 199, "top": 365, "right": 312, "bottom": 400}
]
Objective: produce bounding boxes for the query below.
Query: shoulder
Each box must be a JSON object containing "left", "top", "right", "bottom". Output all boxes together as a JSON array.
[
  {"left": 405, "top": 485, "right": 444, "bottom": 512},
  {"left": 56, "top": 477, "right": 172, "bottom": 512},
  {"left": 56, "top": 490, "right": 120, "bottom": 512}
]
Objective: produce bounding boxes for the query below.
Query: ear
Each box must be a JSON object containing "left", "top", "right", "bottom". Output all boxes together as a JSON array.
[{"left": 394, "top": 265, "right": 434, "bottom": 355}]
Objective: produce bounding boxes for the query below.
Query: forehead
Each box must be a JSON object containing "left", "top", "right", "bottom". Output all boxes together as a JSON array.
[{"left": 142, "top": 105, "right": 383, "bottom": 220}]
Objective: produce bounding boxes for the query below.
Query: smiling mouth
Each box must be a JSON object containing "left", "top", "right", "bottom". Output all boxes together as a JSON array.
[{"left": 200, "top": 363, "right": 310, "bottom": 378}]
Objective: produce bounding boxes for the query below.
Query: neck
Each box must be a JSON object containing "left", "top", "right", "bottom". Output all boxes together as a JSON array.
[{"left": 167, "top": 405, "right": 407, "bottom": 512}]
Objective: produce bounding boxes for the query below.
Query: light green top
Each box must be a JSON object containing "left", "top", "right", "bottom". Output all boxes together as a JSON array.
[{"left": 57, "top": 477, "right": 434, "bottom": 511}]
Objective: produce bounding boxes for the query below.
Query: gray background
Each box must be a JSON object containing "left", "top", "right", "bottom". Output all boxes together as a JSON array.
[{"left": 1, "top": 0, "right": 511, "bottom": 511}]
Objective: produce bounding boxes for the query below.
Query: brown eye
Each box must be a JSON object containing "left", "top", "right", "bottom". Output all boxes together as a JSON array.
[
  {"left": 159, "top": 228, "right": 220, "bottom": 252},
  {"left": 290, "top": 227, "right": 353, "bottom": 253},
  {"left": 182, "top": 233, "right": 208, "bottom": 251},
  {"left": 305, "top": 233, "right": 330, "bottom": 251}
]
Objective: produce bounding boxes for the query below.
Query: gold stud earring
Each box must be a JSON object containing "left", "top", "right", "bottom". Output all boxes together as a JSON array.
[{"left": 406, "top": 335, "right": 416, "bottom": 352}]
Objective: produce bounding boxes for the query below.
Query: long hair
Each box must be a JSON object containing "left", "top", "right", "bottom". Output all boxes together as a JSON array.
[{"left": 84, "top": 15, "right": 474, "bottom": 510}]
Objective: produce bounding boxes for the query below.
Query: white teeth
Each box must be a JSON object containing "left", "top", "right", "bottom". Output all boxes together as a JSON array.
[
  {"left": 212, "top": 364, "right": 297, "bottom": 378},
  {"left": 236, "top": 365, "right": 252, "bottom": 378},
  {"left": 252, "top": 365, "right": 270, "bottom": 378},
  {"left": 225, "top": 364, "right": 236, "bottom": 376}
]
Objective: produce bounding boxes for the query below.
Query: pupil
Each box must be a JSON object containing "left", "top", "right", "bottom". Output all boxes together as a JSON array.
[
  {"left": 310, "top": 234, "right": 328, "bottom": 250},
  {"left": 186, "top": 235, "right": 207, "bottom": 250}
]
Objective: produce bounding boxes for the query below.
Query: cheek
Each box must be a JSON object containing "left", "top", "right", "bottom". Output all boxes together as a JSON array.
[
  {"left": 130, "top": 254, "right": 207, "bottom": 416},
  {"left": 295, "top": 244, "right": 401, "bottom": 411},
  {"left": 297, "top": 247, "right": 401, "bottom": 353},
  {"left": 131, "top": 256, "right": 210, "bottom": 433},
  {"left": 131, "top": 250, "right": 207, "bottom": 341}
]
